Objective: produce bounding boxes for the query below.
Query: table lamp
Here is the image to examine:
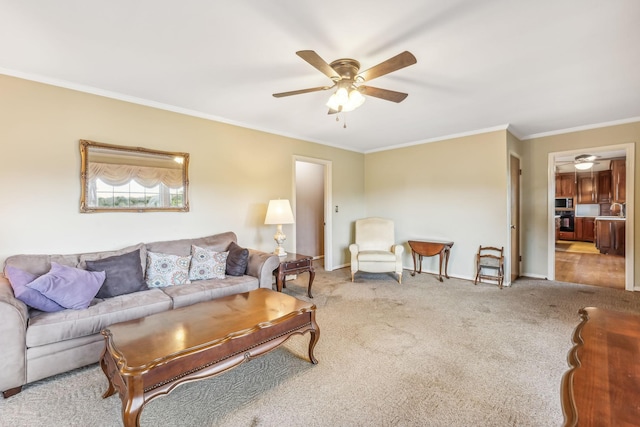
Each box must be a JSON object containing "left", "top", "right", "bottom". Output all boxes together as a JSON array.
[{"left": 264, "top": 199, "right": 295, "bottom": 256}]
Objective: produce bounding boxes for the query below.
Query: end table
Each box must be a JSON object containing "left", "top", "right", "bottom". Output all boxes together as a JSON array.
[
  {"left": 408, "top": 240, "right": 454, "bottom": 282},
  {"left": 275, "top": 253, "right": 315, "bottom": 298}
]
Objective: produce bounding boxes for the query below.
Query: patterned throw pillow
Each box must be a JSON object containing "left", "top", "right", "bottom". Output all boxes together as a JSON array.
[
  {"left": 145, "top": 252, "right": 192, "bottom": 287},
  {"left": 188, "top": 245, "right": 228, "bottom": 281}
]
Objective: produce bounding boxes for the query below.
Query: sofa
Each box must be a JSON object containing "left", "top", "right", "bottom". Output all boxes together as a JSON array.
[{"left": 0, "top": 231, "right": 280, "bottom": 398}]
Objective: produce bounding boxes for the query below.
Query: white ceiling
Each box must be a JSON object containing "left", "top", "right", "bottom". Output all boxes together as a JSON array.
[{"left": 1, "top": 1, "right": 639, "bottom": 153}]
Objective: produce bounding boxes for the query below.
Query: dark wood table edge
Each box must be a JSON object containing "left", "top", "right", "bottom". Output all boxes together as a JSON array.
[
  {"left": 560, "top": 307, "right": 589, "bottom": 427},
  {"left": 100, "top": 302, "right": 319, "bottom": 427}
]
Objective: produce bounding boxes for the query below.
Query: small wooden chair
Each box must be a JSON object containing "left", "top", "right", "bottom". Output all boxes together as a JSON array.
[{"left": 474, "top": 246, "right": 504, "bottom": 289}]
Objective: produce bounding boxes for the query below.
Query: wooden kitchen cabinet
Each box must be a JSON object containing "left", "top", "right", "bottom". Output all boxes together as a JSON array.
[
  {"left": 558, "top": 231, "right": 575, "bottom": 241},
  {"left": 597, "top": 170, "right": 612, "bottom": 203},
  {"left": 575, "top": 217, "right": 595, "bottom": 242},
  {"left": 555, "top": 173, "right": 576, "bottom": 198},
  {"left": 583, "top": 218, "right": 595, "bottom": 242},
  {"left": 577, "top": 174, "right": 597, "bottom": 204},
  {"left": 596, "top": 219, "right": 625, "bottom": 256},
  {"left": 611, "top": 159, "right": 626, "bottom": 203}
]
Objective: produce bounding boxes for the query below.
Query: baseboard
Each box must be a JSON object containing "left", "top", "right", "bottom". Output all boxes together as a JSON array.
[{"left": 521, "top": 272, "right": 547, "bottom": 279}]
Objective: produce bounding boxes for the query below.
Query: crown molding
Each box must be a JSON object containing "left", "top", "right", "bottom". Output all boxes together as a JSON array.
[
  {"left": 365, "top": 124, "right": 510, "bottom": 154},
  {"left": 522, "top": 117, "right": 640, "bottom": 140}
]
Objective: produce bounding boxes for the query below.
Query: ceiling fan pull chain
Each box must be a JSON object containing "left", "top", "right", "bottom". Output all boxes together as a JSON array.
[{"left": 343, "top": 113, "right": 347, "bottom": 129}]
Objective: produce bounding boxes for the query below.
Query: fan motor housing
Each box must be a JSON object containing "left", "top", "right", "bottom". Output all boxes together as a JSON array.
[{"left": 329, "top": 58, "right": 360, "bottom": 80}]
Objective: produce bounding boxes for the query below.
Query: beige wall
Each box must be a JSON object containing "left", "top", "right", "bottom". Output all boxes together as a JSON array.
[
  {"left": 0, "top": 75, "right": 365, "bottom": 268},
  {"left": 364, "top": 130, "right": 510, "bottom": 280},
  {"left": 521, "top": 121, "right": 639, "bottom": 283},
  {"left": 5, "top": 73, "right": 637, "bottom": 286}
]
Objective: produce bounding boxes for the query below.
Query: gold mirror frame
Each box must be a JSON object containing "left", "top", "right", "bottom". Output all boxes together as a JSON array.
[{"left": 80, "top": 140, "right": 190, "bottom": 213}]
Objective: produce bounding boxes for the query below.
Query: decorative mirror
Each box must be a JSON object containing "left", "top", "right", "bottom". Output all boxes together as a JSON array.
[{"left": 80, "top": 140, "right": 189, "bottom": 213}]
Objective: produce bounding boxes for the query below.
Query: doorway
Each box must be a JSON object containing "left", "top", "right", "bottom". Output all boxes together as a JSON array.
[
  {"left": 548, "top": 143, "right": 635, "bottom": 291},
  {"left": 509, "top": 154, "right": 521, "bottom": 283},
  {"left": 293, "top": 156, "right": 333, "bottom": 271}
]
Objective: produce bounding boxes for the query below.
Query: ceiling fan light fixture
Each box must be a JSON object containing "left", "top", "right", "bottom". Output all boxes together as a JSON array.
[
  {"left": 326, "top": 85, "right": 365, "bottom": 112},
  {"left": 574, "top": 162, "right": 594, "bottom": 170},
  {"left": 574, "top": 153, "right": 597, "bottom": 170},
  {"left": 326, "top": 93, "right": 340, "bottom": 111},
  {"left": 335, "top": 87, "right": 349, "bottom": 104},
  {"left": 348, "top": 88, "right": 365, "bottom": 107}
]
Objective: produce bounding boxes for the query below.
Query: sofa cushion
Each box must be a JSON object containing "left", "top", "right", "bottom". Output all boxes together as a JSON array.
[
  {"left": 357, "top": 250, "right": 397, "bottom": 262},
  {"left": 146, "top": 232, "right": 236, "bottom": 257},
  {"left": 145, "top": 252, "right": 191, "bottom": 287},
  {"left": 5, "top": 266, "right": 65, "bottom": 312},
  {"left": 78, "top": 242, "right": 147, "bottom": 272},
  {"left": 26, "top": 288, "right": 172, "bottom": 347},
  {"left": 189, "top": 245, "right": 228, "bottom": 281},
  {"left": 4, "top": 254, "right": 81, "bottom": 277},
  {"left": 226, "top": 241, "right": 249, "bottom": 276},
  {"left": 160, "top": 275, "right": 259, "bottom": 309},
  {"left": 26, "top": 263, "right": 106, "bottom": 310},
  {"left": 86, "top": 249, "right": 148, "bottom": 298}
]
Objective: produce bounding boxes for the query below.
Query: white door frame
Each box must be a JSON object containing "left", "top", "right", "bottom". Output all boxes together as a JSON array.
[
  {"left": 507, "top": 152, "right": 522, "bottom": 286},
  {"left": 547, "top": 142, "right": 635, "bottom": 291},
  {"left": 292, "top": 155, "right": 333, "bottom": 271}
]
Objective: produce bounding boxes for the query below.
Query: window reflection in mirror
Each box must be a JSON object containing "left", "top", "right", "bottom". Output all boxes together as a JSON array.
[{"left": 80, "top": 140, "right": 189, "bottom": 212}]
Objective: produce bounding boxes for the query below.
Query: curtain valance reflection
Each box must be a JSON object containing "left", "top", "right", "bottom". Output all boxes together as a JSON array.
[{"left": 88, "top": 162, "right": 184, "bottom": 188}]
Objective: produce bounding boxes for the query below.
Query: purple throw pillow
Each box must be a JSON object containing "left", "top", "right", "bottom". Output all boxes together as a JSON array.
[
  {"left": 26, "top": 262, "right": 105, "bottom": 310},
  {"left": 5, "top": 265, "right": 66, "bottom": 312}
]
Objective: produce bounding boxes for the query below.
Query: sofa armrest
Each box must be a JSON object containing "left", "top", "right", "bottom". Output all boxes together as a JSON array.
[
  {"left": 246, "top": 250, "right": 280, "bottom": 289},
  {"left": 0, "top": 274, "right": 28, "bottom": 394}
]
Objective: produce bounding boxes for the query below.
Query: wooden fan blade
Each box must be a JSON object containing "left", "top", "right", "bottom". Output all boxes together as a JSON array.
[
  {"left": 296, "top": 50, "right": 340, "bottom": 81},
  {"left": 357, "top": 51, "right": 417, "bottom": 82},
  {"left": 272, "top": 85, "right": 333, "bottom": 98},
  {"left": 359, "top": 86, "right": 408, "bottom": 103}
]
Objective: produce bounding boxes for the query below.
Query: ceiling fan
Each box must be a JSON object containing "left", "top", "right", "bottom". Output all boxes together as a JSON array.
[
  {"left": 273, "top": 50, "right": 417, "bottom": 114},
  {"left": 556, "top": 154, "right": 602, "bottom": 171}
]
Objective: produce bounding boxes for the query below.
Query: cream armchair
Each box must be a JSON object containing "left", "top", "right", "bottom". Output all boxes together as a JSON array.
[{"left": 349, "top": 217, "right": 404, "bottom": 283}]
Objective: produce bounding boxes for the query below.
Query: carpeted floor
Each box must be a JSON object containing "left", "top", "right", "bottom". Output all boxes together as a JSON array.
[{"left": 2, "top": 266, "right": 640, "bottom": 427}]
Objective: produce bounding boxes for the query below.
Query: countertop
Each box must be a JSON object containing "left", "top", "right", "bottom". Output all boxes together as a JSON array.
[{"left": 595, "top": 216, "right": 626, "bottom": 221}]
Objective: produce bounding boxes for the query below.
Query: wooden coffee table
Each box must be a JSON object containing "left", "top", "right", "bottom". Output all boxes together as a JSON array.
[
  {"left": 561, "top": 307, "right": 640, "bottom": 426},
  {"left": 100, "top": 288, "right": 319, "bottom": 427}
]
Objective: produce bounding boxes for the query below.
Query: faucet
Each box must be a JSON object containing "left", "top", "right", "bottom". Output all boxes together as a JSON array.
[{"left": 610, "top": 202, "right": 625, "bottom": 217}]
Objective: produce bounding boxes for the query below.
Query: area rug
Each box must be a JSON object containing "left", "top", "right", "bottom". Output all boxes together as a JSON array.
[
  {"left": 555, "top": 240, "right": 600, "bottom": 254},
  {"left": 2, "top": 267, "right": 640, "bottom": 427}
]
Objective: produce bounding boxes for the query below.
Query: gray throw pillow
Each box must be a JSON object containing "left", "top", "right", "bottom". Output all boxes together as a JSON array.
[
  {"left": 86, "top": 249, "right": 148, "bottom": 298},
  {"left": 226, "top": 242, "right": 249, "bottom": 276}
]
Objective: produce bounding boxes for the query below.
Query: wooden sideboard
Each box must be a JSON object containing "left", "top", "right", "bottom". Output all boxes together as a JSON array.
[{"left": 561, "top": 307, "right": 640, "bottom": 426}]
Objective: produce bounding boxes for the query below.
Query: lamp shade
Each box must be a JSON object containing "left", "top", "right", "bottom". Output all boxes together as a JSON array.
[{"left": 264, "top": 199, "right": 294, "bottom": 225}]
